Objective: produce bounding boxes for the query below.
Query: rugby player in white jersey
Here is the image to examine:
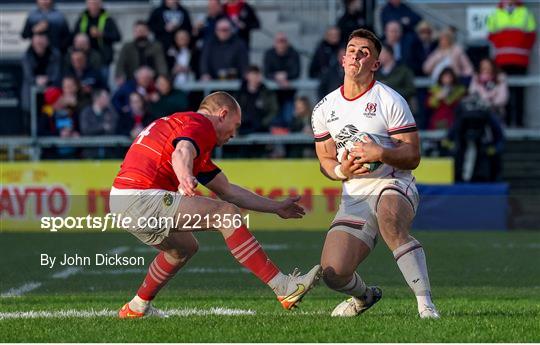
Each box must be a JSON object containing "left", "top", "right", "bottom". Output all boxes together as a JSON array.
[{"left": 311, "top": 28, "right": 439, "bottom": 318}]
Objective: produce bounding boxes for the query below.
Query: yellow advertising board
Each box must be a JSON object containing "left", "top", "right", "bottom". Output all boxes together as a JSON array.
[{"left": 0, "top": 159, "right": 452, "bottom": 231}]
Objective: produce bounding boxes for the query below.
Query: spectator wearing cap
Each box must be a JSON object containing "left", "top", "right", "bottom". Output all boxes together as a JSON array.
[
  {"left": 148, "top": 0, "right": 192, "bottom": 56},
  {"left": 199, "top": 18, "right": 248, "bottom": 80},
  {"left": 21, "top": 32, "right": 62, "bottom": 113},
  {"left": 21, "top": 0, "right": 71, "bottom": 53},
  {"left": 409, "top": 20, "right": 437, "bottom": 76},
  {"left": 309, "top": 26, "right": 341, "bottom": 79},
  {"left": 74, "top": 0, "right": 122, "bottom": 81},
  {"left": 263, "top": 32, "right": 301, "bottom": 127},
  {"left": 223, "top": 0, "right": 260, "bottom": 48},
  {"left": 115, "top": 20, "right": 169, "bottom": 85}
]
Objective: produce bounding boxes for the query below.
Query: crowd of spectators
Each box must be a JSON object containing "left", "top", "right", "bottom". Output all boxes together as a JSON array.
[{"left": 18, "top": 0, "right": 536, "bottom": 162}]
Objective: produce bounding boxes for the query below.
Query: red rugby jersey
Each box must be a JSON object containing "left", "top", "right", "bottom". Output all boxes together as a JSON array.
[{"left": 113, "top": 112, "right": 220, "bottom": 191}]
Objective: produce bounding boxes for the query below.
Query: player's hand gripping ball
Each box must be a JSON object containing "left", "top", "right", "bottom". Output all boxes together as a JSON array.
[{"left": 345, "top": 133, "right": 383, "bottom": 172}]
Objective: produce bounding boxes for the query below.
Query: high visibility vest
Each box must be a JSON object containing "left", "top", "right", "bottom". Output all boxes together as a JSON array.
[
  {"left": 487, "top": 6, "right": 537, "bottom": 67},
  {"left": 79, "top": 11, "right": 109, "bottom": 47}
]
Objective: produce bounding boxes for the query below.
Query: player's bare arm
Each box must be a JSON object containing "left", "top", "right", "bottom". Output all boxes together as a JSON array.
[
  {"left": 315, "top": 138, "right": 370, "bottom": 180},
  {"left": 205, "top": 172, "right": 305, "bottom": 219},
  {"left": 171, "top": 140, "right": 198, "bottom": 196},
  {"left": 351, "top": 131, "right": 420, "bottom": 171}
]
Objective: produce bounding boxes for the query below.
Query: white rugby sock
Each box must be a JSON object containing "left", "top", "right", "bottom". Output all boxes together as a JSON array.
[
  {"left": 393, "top": 239, "right": 435, "bottom": 312},
  {"left": 129, "top": 295, "right": 150, "bottom": 313},
  {"left": 334, "top": 272, "right": 367, "bottom": 298}
]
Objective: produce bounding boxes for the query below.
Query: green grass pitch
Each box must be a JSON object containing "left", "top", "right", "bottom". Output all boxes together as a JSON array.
[{"left": 1, "top": 231, "right": 539, "bottom": 342}]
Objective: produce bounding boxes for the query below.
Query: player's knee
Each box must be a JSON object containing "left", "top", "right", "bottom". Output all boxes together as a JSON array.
[
  {"left": 166, "top": 240, "right": 199, "bottom": 263},
  {"left": 322, "top": 265, "right": 352, "bottom": 288}
]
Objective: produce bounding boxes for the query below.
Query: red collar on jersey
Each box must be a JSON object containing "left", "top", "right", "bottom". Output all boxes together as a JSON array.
[{"left": 340, "top": 79, "right": 376, "bottom": 102}]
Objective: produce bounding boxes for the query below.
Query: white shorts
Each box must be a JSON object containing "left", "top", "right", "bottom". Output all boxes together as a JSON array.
[
  {"left": 109, "top": 187, "right": 183, "bottom": 246},
  {"left": 328, "top": 177, "right": 419, "bottom": 250}
]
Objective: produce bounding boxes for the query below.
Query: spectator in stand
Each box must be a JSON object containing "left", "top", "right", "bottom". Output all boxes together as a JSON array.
[
  {"left": 79, "top": 88, "right": 117, "bottom": 158},
  {"left": 409, "top": 20, "right": 437, "bottom": 76},
  {"left": 117, "top": 92, "right": 152, "bottom": 138},
  {"left": 61, "top": 75, "right": 89, "bottom": 117},
  {"left": 487, "top": 0, "right": 536, "bottom": 127},
  {"left": 193, "top": 0, "right": 226, "bottom": 48},
  {"left": 21, "top": 0, "right": 71, "bottom": 54},
  {"left": 290, "top": 96, "right": 312, "bottom": 134},
  {"left": 375, "top": 44, "right": 416, "bottom": 106},
  {"left": 309, "top": 26, "right": 341, "bottom": 79},
  {"left": 199, "top": 18, "right": 248, "bottom": 80},
  {"left": 423, "top": 27, "right": 474, "bottom": 83},
  {"left": 168, "top": 30, "right": 195, "bottom": 87},
  {"left": 65, "top": 49, "right": 105, "bottom": 100},
  {"left": 79, "top": 88, "right": 116, "bottom": 136},
  {"left": 235, "top": 65, "right": 278, "bottom": 135},
  {"left": 21, "top": 32, "right": 62, "bottom": 113},
  {"left": 40, "top": 87, "right": 79, "bottom": 155},
  {"left": 469, "top": 58, "right": 509, "bottom": 121},
  {"left": 222, "top": 0, "right": 260, "bottom": 48},
  {"left": 74, "top": 0, "right": 122, "bottom": 82},
  {"left": 65, "top": 33, "right": 103, "bottom": 73},
  {"left": 380, "top": 0, "right": 421, "bottom": 40},
  {"left": 383, "top": 21, "right": 414, "bottom": 66},
  {"left": 263, "top": 32, "right": 301, "bottom": 127},
  {"left": 289, "top": 96, "right": 315, "bottom": 158},
  {"left": 115, "top": 20, "right": 168, "bottom": 85},
  {"left": 318, "top": 47, "right": 345, "bottom": 100},
  {"left": 337, "top": 0, "right": 371, "bottom": 45},
  {"left": 148, "top": 0, "right": 192, "bottom": 56},
  {"left": 149, "top": 75, "right": 189, "bottom": 121},
  {"left": 426, "top": 67, "right": 466, "bottom": 129},
  {"left": 112, "top": 66, "right": 158, "bottom": 117}
]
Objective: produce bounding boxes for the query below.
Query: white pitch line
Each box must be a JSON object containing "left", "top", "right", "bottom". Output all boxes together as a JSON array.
[
  {"left": 0, "top": 307, "right": 256, "bottom": 320},
  {"left": 133, "top": 244, "right": 290, "bottom": 253},
  {"left": 0, "top": 282, "right": 42, "bottom": 297}
]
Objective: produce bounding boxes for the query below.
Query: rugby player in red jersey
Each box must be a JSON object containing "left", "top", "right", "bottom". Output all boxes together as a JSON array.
[{"left": 110, "top": 91, "right": 321, "bottom": 318}]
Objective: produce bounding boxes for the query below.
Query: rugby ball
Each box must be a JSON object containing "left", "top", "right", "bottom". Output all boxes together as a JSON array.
[{"left": 345, "top": 132, "right": 383, "bottom": 172}]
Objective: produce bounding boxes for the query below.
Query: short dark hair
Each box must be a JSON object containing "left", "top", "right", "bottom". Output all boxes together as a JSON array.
[
  {"left": 247, "top": 65, "right": 261, "bottom": 73},
  {"left": 134, "top": 20, "right": 148, "bottom": 27},
  {"left": 347, "top": 28, "right": 382, "bottom": 56}
]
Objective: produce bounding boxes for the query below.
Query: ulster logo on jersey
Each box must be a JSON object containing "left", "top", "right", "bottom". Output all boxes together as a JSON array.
[
  {"left": 363, "top": 103, "right": 377, "bottom": 118},
  {"left": 327, "top": 110, "right": 340, "bottom": 123}
]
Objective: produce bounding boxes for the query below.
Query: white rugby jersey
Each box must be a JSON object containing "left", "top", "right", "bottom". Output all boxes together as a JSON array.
[{"left": 311, "top": 80, "right": 418, "bottom": 195}]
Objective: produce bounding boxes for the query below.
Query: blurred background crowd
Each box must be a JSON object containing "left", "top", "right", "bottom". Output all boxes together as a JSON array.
[{"left": 1, "top": 0, "right": 538, "bottom": 182}]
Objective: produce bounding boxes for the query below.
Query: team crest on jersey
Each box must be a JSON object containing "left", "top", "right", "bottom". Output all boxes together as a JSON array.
[
  {"left": 364, "top": 103, "right": 377, "bottom": 118},
  {"left": 326, "top": 110, "right": 340, "bottom": 123},
  {"left": 163, "top": 193, "right": 174, "bottom": 207}
]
